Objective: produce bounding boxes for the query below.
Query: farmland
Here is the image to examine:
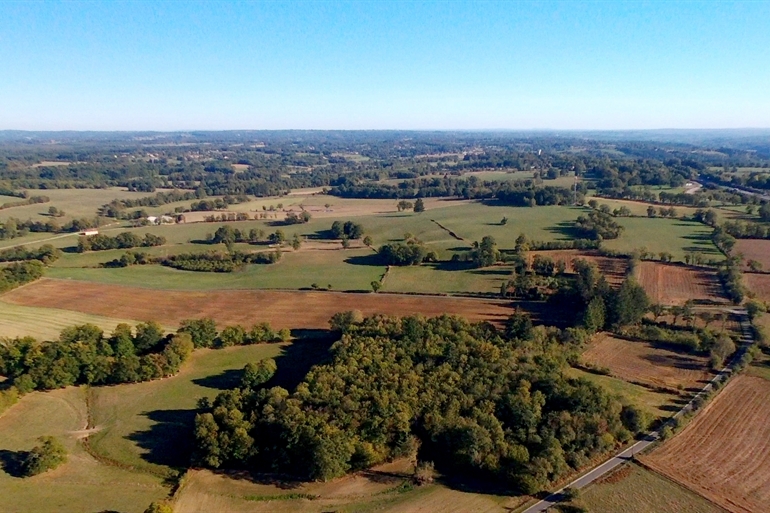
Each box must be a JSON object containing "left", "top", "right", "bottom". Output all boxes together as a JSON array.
[
  {"left": 642, "top": 375, "right": 770, "bottom": 513},
  {"left": 744, "top": 273, "right": 770, "bottom": 302},
  {"left": 601, "top": 217, "right": 718, "bottom": 261},
  {"left": 582, "top": 334, "right": 711, "bottom": 392},
  {"left": 581, "top": 333, "right": 713, "bottom": 392},
  {"left": 581, "top": 464, "right": 728, "bottom": 513},
  {"left": 3, "top": 279, "right": 516, "bottom": 329},
  {"left": 634, "top": 261, "right": 726, "bottom": 305},
  {"left": 735, "top": 239, "right": 770, "bottom": 271},
  {"left": 528, "top": 249, "right": 629, "bottom": 286}
]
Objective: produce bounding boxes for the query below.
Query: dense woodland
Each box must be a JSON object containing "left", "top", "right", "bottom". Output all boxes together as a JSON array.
[{"left": 193, "top": 314, "right": 651, "bottom": 492}]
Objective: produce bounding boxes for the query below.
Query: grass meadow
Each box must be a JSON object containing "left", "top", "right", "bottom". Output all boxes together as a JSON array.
[
  {"left": 0, "top": 387, "right": 168, "bottom": 513},
  {"left": 86, "top": 343, "right": 292, "bottom": 477},
  {"left": 601, "top": 217, "right": 718, "bottom": 261},
  {"left": 580, "top": 464, "right": 727, "bottom": 513}
]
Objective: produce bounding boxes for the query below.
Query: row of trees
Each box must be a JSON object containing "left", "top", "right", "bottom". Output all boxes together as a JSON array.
[
  {"left": 177, "top": 318, "right": 288, "bottom": 348},
  {"left": 0, "top": 244, "right": 60, "bottom": 264},
  {"left": 193, "top": 314, "right": 649, "bottom": 493},
  {"left": 0, "top": 322, "right": 194, "bottom": 393},
  {"left": 0, "top": 195, "right": 49, "bottom": 210},
  {"left": 76, "top": 232, "right": 166, "bottom": 252},
  {"left": 162, "top": 250, "right": 281, "bottom": 272},
  {"left": 0, "top": 216, "right": 100, "bottom": 240},
  {"left": 378, "top": 237, "right": 436, "bottom": 265},
  {"left": 0, "top": 318, "right": 287, "bottom": 404}
]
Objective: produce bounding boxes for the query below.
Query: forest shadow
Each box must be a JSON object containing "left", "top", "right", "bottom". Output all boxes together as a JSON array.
[
  {"left": 544, "top": 221, "right": 582, "bottom": 240},
  {"left": 192, "top": 369, "right": 243, "bottom": 391},
  {"left": 269, "top": 338, "right": 335, "bottom": 391},
  {"left": 0, "top": 449, "right": 27, "bottom": 477},
  {"left": 425, "top": 260, "right": 476, "bottom": 272},
  {"left": 126, "top": 409, "right": 197, "bottom": 468}
]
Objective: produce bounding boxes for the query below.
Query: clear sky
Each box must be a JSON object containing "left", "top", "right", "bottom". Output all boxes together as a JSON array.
[{"left": 1, "top": 0, "right": 769, "bottom": 130}]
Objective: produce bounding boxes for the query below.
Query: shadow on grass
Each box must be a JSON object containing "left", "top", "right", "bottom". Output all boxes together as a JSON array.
[
  {"left": 192, "top": 369, "right": 244, "bottom": 391},
  {"left": 543, "top": 221, "right": 583, "bottom": 240},
  {"left": 127, "top": 409, "right": 198, "bottom": 468},
  {"left": 344, "top": 254, "right": 385, "bottom": 267},
  {"left": 0, "top": 449, "right": 27, "bottom": 478},
  {"left": 127, "top": 336, "right": 336, "bottom": 470}
]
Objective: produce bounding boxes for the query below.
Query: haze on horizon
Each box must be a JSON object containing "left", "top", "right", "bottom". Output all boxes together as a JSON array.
[{"left": 1, "top": 0, "right": 769, "bottom": 132}]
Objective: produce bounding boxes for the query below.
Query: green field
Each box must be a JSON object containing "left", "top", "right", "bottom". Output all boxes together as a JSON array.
[
  {"left": 601, "top": 217, "right": 719, "bottom": 261},
  {"left": 383, "top": 263, "right": 513, "bottom": 294},
  {"left": 0, "top": 301, "right": 163, "bottom": 340},
  {"left": 0, "top": 187, "right": 149, "bottom": 224},
  {"left": 88, "top": 343, "right": 286, "bottom": 476},
  {"left": 47, "top": 247, "right": 385, "bottom": 291},
  {"left": 0, "top": 387, "right": 168, "bottom": 513},
  {"left": 581, "top": 464, "right": 727, "bottom": 513}
]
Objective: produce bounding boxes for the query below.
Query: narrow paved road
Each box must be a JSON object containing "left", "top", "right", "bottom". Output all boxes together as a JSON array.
[{"left": 522, "top": 309, "right": 753, "bottom": 512}]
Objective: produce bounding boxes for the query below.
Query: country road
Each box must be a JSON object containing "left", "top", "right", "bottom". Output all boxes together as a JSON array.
[{"left": 522, "top": 309, "right": 754, "bottom": 513}]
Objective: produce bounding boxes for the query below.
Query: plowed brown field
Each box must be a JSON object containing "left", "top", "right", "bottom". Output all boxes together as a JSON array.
[
  {"left": 635, "top": 261, "right": 725, "bottom": 305},
  {"left": 529, "top": 250, "right": 629, "bottom": 286},
  {"left": 643, "top": 375, "right": 770, "bottom": 513},
  {"left": 3, "top": 278, "right": 516, "bottom": 329},
  {"left": 745, "top": 273, "right": 770, "bottom": 302},
  {"left": 582, "top": 334, "right": 712, "bottom": 392},
  {"left": 735, "top": 239, "right": 770, "bottom": 271}
]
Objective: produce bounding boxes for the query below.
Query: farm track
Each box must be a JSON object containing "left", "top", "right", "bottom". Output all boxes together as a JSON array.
[{"left": 522, "top": 309, "right": 754, "bottom": 513}]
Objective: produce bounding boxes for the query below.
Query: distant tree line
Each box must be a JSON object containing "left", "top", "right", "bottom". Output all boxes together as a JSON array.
[
  {"left": 0, "top": 195, "right": 49, "bottom": 210},
  {"left": 0, "top": 216, "right": 100, "bottom": 240}
]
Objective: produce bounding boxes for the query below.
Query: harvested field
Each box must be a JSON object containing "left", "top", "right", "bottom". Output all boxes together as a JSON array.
[
  {"left": 635, "top": 261, "right": 726, "bottom": 305},
  {"left": 581, "top": 463, "right": 727, "bottom": 513},
  {"left": 529, "top": 250, "right": 629, "bottom": 286},
  {"left": 745, "top": 272, "right": 770, "bottom": 302},
  {"left": 3, "top": 278, "right": 516, "bottom": 329},
  {"left": 582, "top": 333, "right": 713, "bottom": 392},
  {"left": 643, "top": 375, "right": 770, "bottom": 513},
  {"left": 735, "top": 239, "right": 770, "bottom": 271}
]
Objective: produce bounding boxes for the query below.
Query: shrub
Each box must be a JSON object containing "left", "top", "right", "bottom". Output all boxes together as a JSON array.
[{"left": 21, "top": 436, "right": 67, "bottom": 476}]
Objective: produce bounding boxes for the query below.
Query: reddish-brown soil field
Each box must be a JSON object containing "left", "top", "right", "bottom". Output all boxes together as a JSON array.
[
  {"left": 635, "top": 261, "right": 726, "bottom": 305},
  {"left": 582, "top": 333, "right": 713, "bottom": 392},
  {"left": 529, "top": 250, "right": 629, "bottom": 286},
  {"left": 745, "top": 273, "right": 770, "bottom": 302},
  {"left": 3, "top": 278, "right": 517, "bottom": 329},
  {"left": 735, "top": 239, "right": 770, "bottom": 272},
  {"left": 643, "top": 375, "right": 770, "bottom": 513}
]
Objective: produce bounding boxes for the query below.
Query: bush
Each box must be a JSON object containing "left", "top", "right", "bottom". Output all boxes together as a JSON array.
[{"left": 21, "top": 436, "right": 67, "bottom": 476}]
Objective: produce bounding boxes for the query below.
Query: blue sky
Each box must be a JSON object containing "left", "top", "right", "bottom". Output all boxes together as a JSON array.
[{"left": 1, "top": 0, "right": 769, "bottom": 130}]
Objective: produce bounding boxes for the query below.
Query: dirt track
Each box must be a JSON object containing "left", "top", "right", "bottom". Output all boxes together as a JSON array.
[{"left": 3, "top": 278, "right": 515, "bottom": 330}]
